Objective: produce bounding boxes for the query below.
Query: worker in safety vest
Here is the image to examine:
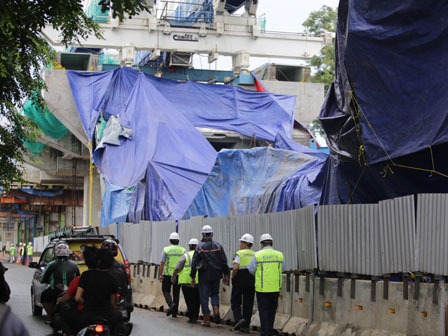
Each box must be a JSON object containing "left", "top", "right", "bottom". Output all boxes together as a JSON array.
[
  {"left": 9, "top": 244, "right": 15, "bottom": 263},
  {"left": 159, "top": 232, "right": 185, "bottom": 318},
  {"left": 172, "top": 238, "right": 200, "bottom": 323},
  {"left": 231, "top": 233, "right": 255, "bottom": 333},
  {"left": 20, "top": 243, "right": 26, "bottom": 266},
  {"left": 27, "top": 242, "right": 33, "bottom": 265},
  {"left": 248, "top": 234, "right": 285, "bottom": 336}
]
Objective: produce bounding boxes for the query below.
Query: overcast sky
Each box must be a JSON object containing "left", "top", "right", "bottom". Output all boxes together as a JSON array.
[{"left": 193, "top": 0, "right": 339, "bottom": 70}]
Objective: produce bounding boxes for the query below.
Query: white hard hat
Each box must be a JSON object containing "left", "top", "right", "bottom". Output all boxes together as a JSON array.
[
  {"left": 188, "top": 238, "right": 199, "bottom": 245},
  {"left": 201, "top": 225, "right": 213, "bottom": 234},
  {"left": 28, "top": 242, "right": 32, "bottom": 245},
  {"left": 169, "top": 232, "right": 180, "bottom": 240},
  {"left": 259, "top": 233, "right": 273, "bottom": 243},
  {"left": 240, "top": 233, "right": 254, "bottom": 244}
]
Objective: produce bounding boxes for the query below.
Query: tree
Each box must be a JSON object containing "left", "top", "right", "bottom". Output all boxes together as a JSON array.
[
  {"left": 303, "top": 5, "right": 337, "bottom": 139},
  {"left": 0, "top": 0, "right": 147, "bottom": 189}
]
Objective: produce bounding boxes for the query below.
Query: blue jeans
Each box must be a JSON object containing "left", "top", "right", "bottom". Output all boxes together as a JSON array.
[{"left": 199, "top": 280, "right": 220, "bottom": 315}]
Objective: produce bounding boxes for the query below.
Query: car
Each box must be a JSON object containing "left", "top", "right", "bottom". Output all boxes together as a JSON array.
[{"left": 29, "top": 226, "right": 133, "bottom": 321}]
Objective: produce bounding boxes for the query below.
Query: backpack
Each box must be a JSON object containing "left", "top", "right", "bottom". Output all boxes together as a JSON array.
[{"left": 0, "top": 263, "right": 11, "bottom": 303}]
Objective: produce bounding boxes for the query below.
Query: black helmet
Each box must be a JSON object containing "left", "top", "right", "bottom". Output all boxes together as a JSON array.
[{"left": 101, "top": 239, "right": 118, "bottom": 256}]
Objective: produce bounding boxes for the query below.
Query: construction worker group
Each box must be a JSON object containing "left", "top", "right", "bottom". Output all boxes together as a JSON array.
[
  {"left": 9, "top": 242, "right": 33, "bottom": 265},
  {"left": 160, "top": 225, "right": 284, "bottom": 336}
]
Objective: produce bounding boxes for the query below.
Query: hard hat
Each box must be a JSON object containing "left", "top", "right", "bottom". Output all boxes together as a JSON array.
[
  {"left": 169, "top": 232, "right": 180, "bottom": 240},
  {"left": 201, "top": 225, "right": 213, "bottom": 234},
  {"left": 101, "top": 239, "right": 118, "bottom": 256},
  {"left": 55, "top": 242, "right": 71, "bottom": 257},
  {"left": 240, "top": 233, "right": 254, "bottom": 244},
  {"left": 188, "top": 238, "right": 199, "bottom": 245},
  {"left": 28, "top": 242, "right": 32, "bottom": 245},
  {"left": 259, "top": 233, "right": 273, "bottom": 243}
]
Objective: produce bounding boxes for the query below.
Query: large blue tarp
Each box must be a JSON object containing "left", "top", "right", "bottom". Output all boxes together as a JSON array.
[
  {"left": 101, "top": 181, "right": 134, "bottom": 226},
  {"left": 67, "top": 67, "right": 295, "bottom": 143},
  {"left": 185, "top": 146, "right": 325, "bottom": 218},
  {"left": 319, "top": 0, "right": 448, "bottom": 205},
  {"left": 321, "top": 0, "right": 448, "bottom": 164},
  {"left": 68, "top": 70, "right": 218, "bottom": 223}
]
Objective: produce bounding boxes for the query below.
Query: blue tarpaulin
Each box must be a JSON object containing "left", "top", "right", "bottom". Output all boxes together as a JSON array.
[
  {"left": 101, "top": 181, "right": 134, "bottom": 226},
  {"left": 67, "top": 67, "right": 295, "bottom": 143},
  {"left": 185, "top": 146, "right": 325, "bottom": 218},
  {"left": 68, "top": 70, "right": 218, "bottom": 223},
  {"left": 319, "top": 0, "right": 448, "bottom": 205}
]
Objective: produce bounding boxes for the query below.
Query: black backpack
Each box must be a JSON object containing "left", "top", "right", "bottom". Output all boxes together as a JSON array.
[{"left": 0, "top": 263, "right": 10, "bottom": 303}]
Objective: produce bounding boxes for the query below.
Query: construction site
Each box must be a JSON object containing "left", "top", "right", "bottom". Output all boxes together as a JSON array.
[{"left": 2, "top": 0, "right": 448, "bottom": 335}]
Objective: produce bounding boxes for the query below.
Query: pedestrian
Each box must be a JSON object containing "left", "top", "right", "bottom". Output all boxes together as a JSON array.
[
  {"left": 9, "top": 244, "right": 15, "bottom": 263},
  {"left": 172, "top": 238, "right": 200, "bottom": 324},
  {"left": 20, "top": 243, "right": 26, "bottom": 266},
  {"left": 231, "top": 233, "right": 255, "bottom": 333},
  {"left": 0, "top": 304, "right": 30, "bottom": 336},
  {"left": 17, "top": 244, "right": 22, "bottom": 264},
  {"left": 159, "top": 232, "right": 185, "bottom": 318},
  {"left": 248, "top": 234, "right": 285, "bottom": 336},
  {"left": 190, "top": 225, "right": 228, "bottom": 327},
  {"left": 26, "top": 242, "right": 33, "bottom": 265}
]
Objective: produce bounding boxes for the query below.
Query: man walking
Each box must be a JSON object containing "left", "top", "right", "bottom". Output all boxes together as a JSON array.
[
  {"left": 190, "top": 225, "right": 228, "bottom": 327},
  {"left": 9, "top": 244, "right": 15, "bottom": 263},
  {"left": 159, "top": 232, "right": 185, "bottom": 318},
  {"left": 26, "top": 242, "right": 33, "bottom": 265},
  {"left": 231, "top": 233, "right": 255, "bottom": 333},
  {"left": 248, "top": 234, "right": 285, "bottom": 336},
  {"left": 172, "top": 238, "right": 200, "bottom": 323},
  {"left": 20, "top": 243, "right": 26, "bottom": 266}
]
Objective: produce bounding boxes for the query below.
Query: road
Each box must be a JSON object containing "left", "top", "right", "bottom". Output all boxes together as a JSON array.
[{"left": 4, "top": 262, "right": 238, "bottom": 336}]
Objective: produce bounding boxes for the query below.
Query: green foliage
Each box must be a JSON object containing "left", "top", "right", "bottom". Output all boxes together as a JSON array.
[
  {"left": 0, "top": 0, "right": 147, "bottom": 189},
  {"left": 303, "top": 5, "right": 337, "bottom": 93}
]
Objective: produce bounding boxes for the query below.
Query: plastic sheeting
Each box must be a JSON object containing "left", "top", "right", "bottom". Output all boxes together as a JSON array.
[
  {"left": 320, "top": 0, "right": 448, "bottom": 164},
  {"left": 67, "top": 67, "right": 295, "bottom": 143},
  {"left": 100, "top": 181, "right": 134, "bottom": 227},
  {"left": 185, "top": 147, "right": 324, "bottom": 218}
]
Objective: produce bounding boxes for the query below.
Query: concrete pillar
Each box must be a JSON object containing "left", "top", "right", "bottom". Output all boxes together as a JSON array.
[{"left": 83, "top": 170, "right": 102, "bottom": 227}]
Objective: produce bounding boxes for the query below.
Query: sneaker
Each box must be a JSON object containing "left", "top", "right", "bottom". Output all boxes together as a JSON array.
[
  {"left": 233, "top": 318, "right": 246, "bottom": 331},
  {"left": 166, "top": 305, "right": 174, "bottom": 316},
  {"left": 214, "top": 314, "right": 221, "bottom": 324}
]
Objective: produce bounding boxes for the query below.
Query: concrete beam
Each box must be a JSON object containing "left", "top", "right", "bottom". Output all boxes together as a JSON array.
[
  {"left": 38, "top": 133, "right": 89, "bottom": 160},
  {"left": 42, "top": 70, "right": 89, "bottom": 146}
]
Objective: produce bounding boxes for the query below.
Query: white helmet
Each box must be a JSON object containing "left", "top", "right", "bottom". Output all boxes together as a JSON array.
[
  {"left": 201, "top": 225, "right": 213, "bottom": 234},
  {"left": 240, "top": 233, "right": 254, "bottom": 245},
  {"left": 169, "top": 232, "right": 180, "bottom": 240},
  {"left": 259, "top": 233, "right": 273, "bottom": 243},
  {"left": 28, "top": 242, "right": 32, "bottom": 245},
  {"left": 188, "top": 238, "right": 199, "bottom": 245},
  {"left": 55, "top": 242, "right": 71, "bottom": 257}
]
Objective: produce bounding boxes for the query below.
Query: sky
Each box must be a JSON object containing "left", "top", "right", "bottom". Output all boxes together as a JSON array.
[{"left": 193, "top": 0, "right": 339, "bottom": 70}]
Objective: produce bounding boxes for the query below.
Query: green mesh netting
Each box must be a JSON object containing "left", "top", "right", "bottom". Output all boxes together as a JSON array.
[
  {"left": 23, "top": 98, "right": 68, "bottom": 139},
  {"left": 23, "top": 140, "right": 45, "bottom": 155}
]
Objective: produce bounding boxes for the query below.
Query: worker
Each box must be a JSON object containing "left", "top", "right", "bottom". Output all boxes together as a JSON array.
[
  {"left": 248, "top": 234, "right": 285, "bottom": 336},
  {"left": 159, "top": 232, "right": 185, "bottom": 318},
  {"left": 172, "top": 238, "right": 200, "bottom": 324},
  {"left": 231, "top": 233, "right": 255, "bottom": 333},
  {"left": 9, "top": 244, "right": 15, "bottom": 263},
  {"left": 17, "top": 244, "right": 23, "bottom": 264},
  {"left": 26, "top": 242, "right": 33, "bottom": 265},
  {"left": 190, "top": 225, "right": 228, "bottom": 327},
  {"left": 20, "top": 243, "right": 26, "bottom": 266}
]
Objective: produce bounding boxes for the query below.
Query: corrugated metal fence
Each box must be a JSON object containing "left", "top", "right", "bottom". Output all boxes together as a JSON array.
[{"left": 99, "top": 194, "right": 448, "bottom": 276}]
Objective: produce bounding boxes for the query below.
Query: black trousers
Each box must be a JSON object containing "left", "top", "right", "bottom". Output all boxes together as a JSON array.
[
  {"left": 162, "top": 275, "right": 180, "bottom": 313},
  {"left": 182, "top": 285, "right": 200, "bottom": 320},
  {"left": 231, "top": 285, "right": 255, "bottom": 327},
  {"left": 256, "top": 292, "right": 279, "bottom": 336}
]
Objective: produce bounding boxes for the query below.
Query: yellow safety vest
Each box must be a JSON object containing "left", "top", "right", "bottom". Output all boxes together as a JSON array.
[
  {"left": 163, "top": 245, "right": 186, "bottom": 276},
  {"left": 27, "top": 245, "right": 33, "bottom": 256},
  {"left": 255, "top": 248, "right": 284, "bottom": 293},
  {"left": 178, "top": 250, "right": 199, "bottom": 285},
  {"left": 235, "top": 249, "right": 255, "bottom": 269}
]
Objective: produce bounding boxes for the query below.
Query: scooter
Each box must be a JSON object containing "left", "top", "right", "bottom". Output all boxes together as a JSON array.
[{"left": 76, "top": 320, "right": 111, "bottom": 336}]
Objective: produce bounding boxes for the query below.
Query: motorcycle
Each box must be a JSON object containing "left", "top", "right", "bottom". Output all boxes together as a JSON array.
[{"left": 76, "top": 320, "right": 110, "bottom": 336}]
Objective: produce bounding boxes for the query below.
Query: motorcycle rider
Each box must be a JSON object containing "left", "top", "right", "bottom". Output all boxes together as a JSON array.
[
  {"left": 40, "top": 242, "right": 80, "bottom": 321},
  {"left": 101, "top": 239, "right": 128, "bottom": 296}
]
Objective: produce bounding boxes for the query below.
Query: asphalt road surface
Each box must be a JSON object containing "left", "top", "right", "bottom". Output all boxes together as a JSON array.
[{"left": 4, "top": 262, "right": 239, "bottom": 336}]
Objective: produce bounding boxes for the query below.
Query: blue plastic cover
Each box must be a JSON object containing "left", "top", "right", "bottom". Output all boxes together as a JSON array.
[
  {"left": 19, "top": 189, "right": 64, "bottom": 197},
  {"left": 185, "top": 147, "right": 325, "bottom": 218},
  {"left": 320, "top": 0, "right": 448, "bottom": 164},
  {"left": 68, "top": 70, "right": 218, "bottom": 223},
  {"left": 67, "top": 67, "right": 295, "bottom": 143},
  {"left": 101, "top": 181, "right": 134, "bottom": 226}
]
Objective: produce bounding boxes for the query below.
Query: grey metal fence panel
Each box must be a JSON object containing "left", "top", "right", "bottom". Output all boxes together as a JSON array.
[
  {"left": 139, "top": 221, "right": 152, "bottom": 263},
  {"left": 149, "top": 220, "right": 176, "bottom": 264},
  {"left": 416, "top": 194, "right": 448, "bottom": 275},
  {"left": 292, "top": 205, "right": 317, "bottom": 271},
  {"left": 318, "top": 204, "right": 382, "bottom": 276},
  {"left": 178, "top": 216, "right": 203, "bottom": 249},
  {"left": 379, "top": 196, "right": 417, "bottom": 274}
]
